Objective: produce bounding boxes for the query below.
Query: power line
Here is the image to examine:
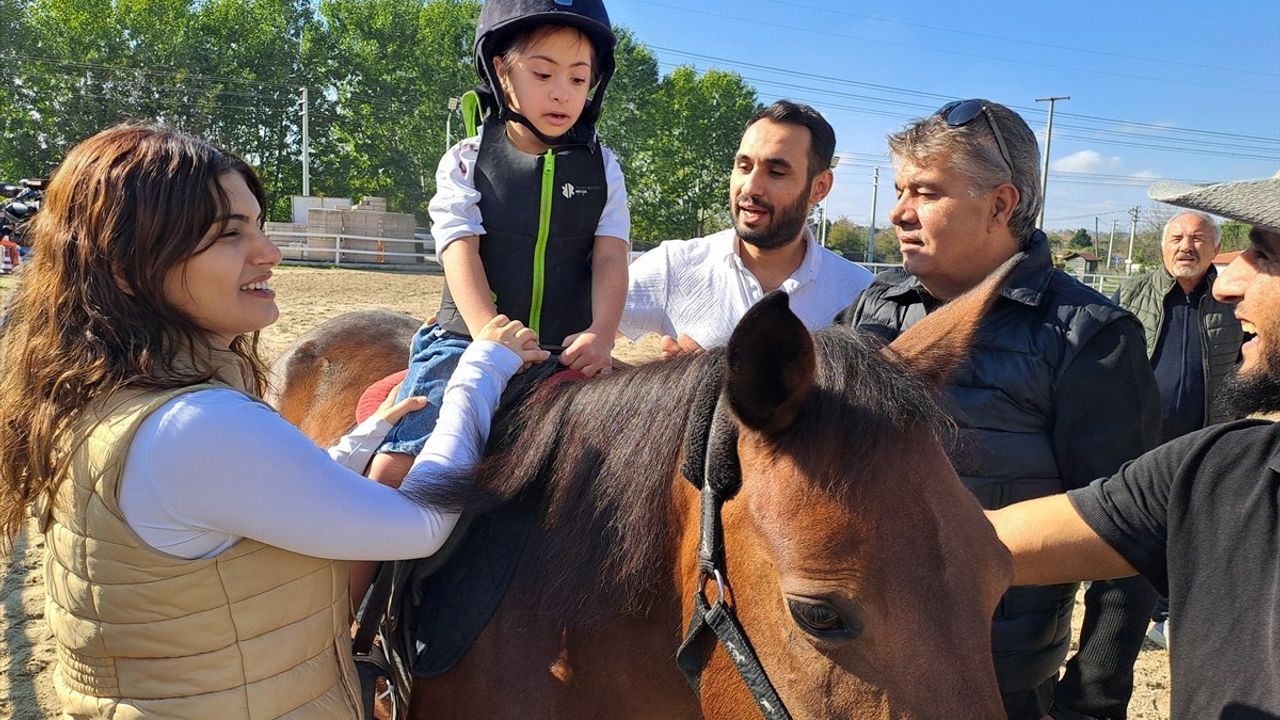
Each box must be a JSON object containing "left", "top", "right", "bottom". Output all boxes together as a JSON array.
[
  {"left": 651, "top": 49, "right": 1279, "bottom": 146},
  {"left": 0, "top": 53, "right": 299, "bottom": 89},
  {"left": 635, "top": 0, "right": 1280, "bottom": 96},
  {"left": 751, "top": 0, "right": 1279, "bottom": 79}
]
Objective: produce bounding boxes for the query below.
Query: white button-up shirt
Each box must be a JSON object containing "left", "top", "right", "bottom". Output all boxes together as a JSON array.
[{"left": 619, "top": 227, "right": 873, "bottom": 348}]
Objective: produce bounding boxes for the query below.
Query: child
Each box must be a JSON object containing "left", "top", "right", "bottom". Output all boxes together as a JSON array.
[{"left": 369, "top": 0, "right": 630, "bottom": 487}]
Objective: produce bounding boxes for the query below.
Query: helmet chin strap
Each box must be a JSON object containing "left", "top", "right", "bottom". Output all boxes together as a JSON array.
[
  {"left": 478, "top": 56, "right": 610, "bottom": 149},
  {"left": 503, "top": 109, "right": 587, "bottom": 148}
]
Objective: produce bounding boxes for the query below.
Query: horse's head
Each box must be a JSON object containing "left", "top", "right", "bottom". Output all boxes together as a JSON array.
[{"left": 693, "top": 264, "right": 1016, "bottom": 719}]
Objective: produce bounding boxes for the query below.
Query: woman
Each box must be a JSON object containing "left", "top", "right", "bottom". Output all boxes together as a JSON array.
[{"left": 0, "top": 124, "right": 547, "bottom": 718}]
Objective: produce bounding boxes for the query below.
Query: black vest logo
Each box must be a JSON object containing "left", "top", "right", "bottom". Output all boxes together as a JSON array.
[{"left": 561, "top": 182, "right": 600, "bottom": 200}]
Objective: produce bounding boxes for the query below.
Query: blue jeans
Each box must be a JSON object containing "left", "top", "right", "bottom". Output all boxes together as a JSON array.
[{"left": 378, "top": 324, "right": 471, "bottom": 456}]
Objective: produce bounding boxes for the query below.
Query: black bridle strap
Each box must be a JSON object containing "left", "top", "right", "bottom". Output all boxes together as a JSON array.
[{"left": 675, "top": 390, "right": 792, "bottom": 720}]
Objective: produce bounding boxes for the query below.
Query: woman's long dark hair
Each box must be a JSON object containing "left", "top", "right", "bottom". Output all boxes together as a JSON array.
[{"left": 0, "top": 124, "right": 270, "bottom": 551}]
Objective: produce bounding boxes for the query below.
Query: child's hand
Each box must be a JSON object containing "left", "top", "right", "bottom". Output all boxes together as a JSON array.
[
  {"left": 477, "top": 314, "right": 549, "bottom": 369},
  {"left": 560, "top": 330, "right": 614, "bottom": 377},
  {"left": 374, "top": 382, "right": 428, "bottom": 425}
]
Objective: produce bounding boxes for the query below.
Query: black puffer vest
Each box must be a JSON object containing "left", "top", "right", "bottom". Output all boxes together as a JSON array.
[
  {"left": 839, "top": 233, "right": 1137, "bottom": 692},
  {"left": 1115, "top": 266, "right": 1243, "bottom": 425},
  {"left": 437, "top": 120, "right": 607, "bottom": 346}
]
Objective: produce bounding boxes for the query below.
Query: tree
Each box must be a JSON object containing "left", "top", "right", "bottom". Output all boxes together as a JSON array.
[
  {"left": 6, "top": 0, "right": 313, "bottom": 218},
  {"left": 1070, "top": 228, "right": 1093, "bottom": 249},
  {"left": 306, "top": 0, "right": 478, "bottom": 220},
  {"left": 1220, "top": 220, "right": 1250, "bottom": 253},
  {"left": 824, "top": 218, "right": 866, "bottom": 261},
  {"left": 629, "top": 65, "right": 758, "bottom": 248}
]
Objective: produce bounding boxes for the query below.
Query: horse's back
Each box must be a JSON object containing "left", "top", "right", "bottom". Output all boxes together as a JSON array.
[{"left": 268, "top": 309, "right": 420, "bottom": 447}]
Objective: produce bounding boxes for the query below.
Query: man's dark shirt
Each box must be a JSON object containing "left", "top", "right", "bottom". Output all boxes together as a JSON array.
[
  {"left": 1069, "top": 420, "right": 1280, "bottom": 720},
  {"left": 1150, "top": 279, "right": 1208, "bottom": 442}
]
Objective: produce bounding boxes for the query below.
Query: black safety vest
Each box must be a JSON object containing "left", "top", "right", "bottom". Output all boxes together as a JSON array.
[{"left": 436, "top": 120, "right": 607, "bottom": 347}]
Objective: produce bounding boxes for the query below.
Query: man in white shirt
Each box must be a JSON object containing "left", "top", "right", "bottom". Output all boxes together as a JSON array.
[{"left": 619, "top": 100, "right": 872, "bottom": 353}]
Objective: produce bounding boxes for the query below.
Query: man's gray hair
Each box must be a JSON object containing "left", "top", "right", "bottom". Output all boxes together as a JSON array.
[
  {"left": 1162, "top": 210, "right": 1221, "bottom": 245},
  {"left": 887, "top": 100, "right": 1043, "bottom": 242}
]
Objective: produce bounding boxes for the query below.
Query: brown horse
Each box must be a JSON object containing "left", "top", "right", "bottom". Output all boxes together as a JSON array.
[
  {"left": 270, "top": 266, "right": 1017, "bottom": 719},
  {"left": 266, "top": 309, "right": 420, "bottom": 447}
]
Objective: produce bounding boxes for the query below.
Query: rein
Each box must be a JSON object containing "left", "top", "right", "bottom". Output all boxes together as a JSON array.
[{"left": 674, "top": 362, "right": 792, "bottom": 720}]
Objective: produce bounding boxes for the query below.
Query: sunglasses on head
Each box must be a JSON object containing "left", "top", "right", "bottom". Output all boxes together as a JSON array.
[{"left": 935, "top": 99, "right": 1014, "bottom": 176}]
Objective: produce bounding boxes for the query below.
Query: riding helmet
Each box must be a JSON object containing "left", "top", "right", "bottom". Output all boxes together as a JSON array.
[{"left": 473, "top": 0, "right": 617, "bottom": 141}]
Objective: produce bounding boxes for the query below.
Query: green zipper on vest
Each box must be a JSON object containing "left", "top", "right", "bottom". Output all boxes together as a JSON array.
[{"left": 530, "top": 149, "right": 555, "bottom": 337}]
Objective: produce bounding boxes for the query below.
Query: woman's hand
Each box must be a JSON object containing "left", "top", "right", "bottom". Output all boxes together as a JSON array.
[
  {"left": 374, "top": 381, "right": 428, "bottom": 425},
  {"left": 476, "top": 315, "right": 550, "bottom": 370}
]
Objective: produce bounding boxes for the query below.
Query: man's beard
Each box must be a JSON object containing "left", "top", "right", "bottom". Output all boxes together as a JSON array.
[
  {"left": 733, "top": 185, "right": 812, "bottom": 250},
  {"left": 1216, "top": 353, "right": 1280, "bottom": 417}
]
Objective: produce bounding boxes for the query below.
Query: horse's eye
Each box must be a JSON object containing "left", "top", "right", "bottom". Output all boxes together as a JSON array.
[{"left": 787, "top": 598, "right": 858, "bottom": 639}]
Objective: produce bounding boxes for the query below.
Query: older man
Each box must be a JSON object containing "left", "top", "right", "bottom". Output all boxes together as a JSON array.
[
  {"left": 835, "top": 99, "right": 1160, "bottom": 720},
  {"left": 619, "top": 100, "right": 871, "bottom": 353},
  {"left": 990, "top": 172, "right": 1280, "bottom": 720},
  {"left": 1117, "top": 211, "right": 1244, "bottom": 442}
]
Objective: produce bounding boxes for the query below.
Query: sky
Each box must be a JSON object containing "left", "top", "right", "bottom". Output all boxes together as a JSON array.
[{"left": 603, "top": 0, "right": 1280, "bottom": 234}]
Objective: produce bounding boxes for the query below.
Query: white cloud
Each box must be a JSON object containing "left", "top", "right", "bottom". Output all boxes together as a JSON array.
[
  {"left": 1051, "top": 150, "right": 1123, "bottom": 173},
  {"left": 1132, "top": 170, "right": 1161, "bottom": 179}
]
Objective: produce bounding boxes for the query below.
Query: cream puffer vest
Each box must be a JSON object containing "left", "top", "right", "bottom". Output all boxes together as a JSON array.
[{"left": 40, "top": 382, "right": 362, "bottom": 720}]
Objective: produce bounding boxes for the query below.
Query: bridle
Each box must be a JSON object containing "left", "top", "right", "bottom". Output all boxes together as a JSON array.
[{"left": 674, "top": 363, "right": 793, "bottom": 720}]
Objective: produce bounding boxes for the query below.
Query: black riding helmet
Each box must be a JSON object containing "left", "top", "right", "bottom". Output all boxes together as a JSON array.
[{"left": 474, "top": 0, "right": 617, "bottom": 146}]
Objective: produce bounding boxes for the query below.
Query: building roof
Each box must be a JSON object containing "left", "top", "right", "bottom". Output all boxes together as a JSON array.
[
  {"left": 1064, "top": 251, "right": 1101, "bottom": 262},
  {"left": 1212, "top": 250, "right": 1241, "bottom": 266}
]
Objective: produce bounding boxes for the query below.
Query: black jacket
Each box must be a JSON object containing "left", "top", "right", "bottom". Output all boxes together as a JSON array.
[{"left": 836, "top": 232, "right": 1160, "bottom": 692}]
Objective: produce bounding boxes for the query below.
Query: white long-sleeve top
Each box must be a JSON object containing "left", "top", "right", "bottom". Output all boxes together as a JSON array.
[
  {"left": 428, "top": 126, "right": 631, "bottom": 257},
  {"left": 118, "top": 341, "right": 521, "bottom": 561}
]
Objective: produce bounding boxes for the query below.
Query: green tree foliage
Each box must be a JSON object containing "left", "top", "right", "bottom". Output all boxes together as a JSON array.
[
  {"left": 6, "top": 0, "right": 312, "bottom": 220},
  {"left": 306, "top": 0, "right": 478, "bottom": 220},
  {"left": 0, "top": 0, "right": 758, "bottom": 243},
  {"left": 628, "top": 66, "right": 759, "bottom": 247},
  {"left": 823, "top": 219, "right": 899, "bottom": 263},
  {"left": 1220, "top": 220, "right": 1250, "bottom": 253},
  {"left": 1070, "top": 228, "right": 1093, "bottom": 248}
]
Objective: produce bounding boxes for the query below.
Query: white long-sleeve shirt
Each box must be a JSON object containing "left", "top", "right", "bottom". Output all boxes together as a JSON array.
[{"left": 118, "top": 341, "right": 521, "bottom": 561}]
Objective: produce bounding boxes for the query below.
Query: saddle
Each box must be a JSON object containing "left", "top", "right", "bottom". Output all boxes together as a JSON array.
[{"left": 353, "top": 361, "right": 578, "bottom": 711}]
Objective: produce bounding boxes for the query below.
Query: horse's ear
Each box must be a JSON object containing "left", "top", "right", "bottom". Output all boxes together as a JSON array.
[
  {"left": 725, "top": 291, "right": 815, "bottom": 435},
  {"left": 886, "top": 252, "right": 1024, "bottom": 387}
]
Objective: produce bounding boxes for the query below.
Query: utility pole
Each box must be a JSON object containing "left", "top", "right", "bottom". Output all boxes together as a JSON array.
[
  {"left": 1035, "top": 96, "right": 1069, "bottom": 229},
  {"left": 300, "top": 86, "right": 311, "bottom": 197},
  {"left": 1126, "top": 206, "right": 1140, "bottom": 274},
  {"left": 1108, "top": 219, "right": 1117, "bottom": 272},
  {"left": 865, "top": 166, "right": 879, "bottom": 264},
  {"left": 1094, "top": 216, "right": 1100, "bottom": 257}
]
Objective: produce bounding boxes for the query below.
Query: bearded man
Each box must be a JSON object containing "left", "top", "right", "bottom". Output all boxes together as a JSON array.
[
  {"left": 619, "top": 100, "right": 871, "bottom": 355},
  {"left": 991, "top": 173, "right": 1280, "bottom": 720}
]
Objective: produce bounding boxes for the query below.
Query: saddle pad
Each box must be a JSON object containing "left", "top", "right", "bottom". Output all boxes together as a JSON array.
[
  {"left": 393, "top": 490, "right": 541, "bottom": 678},
  {"left": 356, "top": 369, "right": 410, "bottom": 425}
]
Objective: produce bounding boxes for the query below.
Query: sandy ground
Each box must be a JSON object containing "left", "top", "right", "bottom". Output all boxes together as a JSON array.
[{"left": 0, "top": 265, "right": 1170, "bottom": 718}]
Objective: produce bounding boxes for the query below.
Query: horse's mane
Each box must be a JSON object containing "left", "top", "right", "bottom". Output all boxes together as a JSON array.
[{"left": 413, "top": 327, "right": 948, "bottom": 619}]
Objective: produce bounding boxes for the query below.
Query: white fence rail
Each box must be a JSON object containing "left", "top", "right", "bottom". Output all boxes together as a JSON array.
[
  {"left": 269, "top": 231, "right": 437, "bottom": 267},
  {"left": 274, "top": 238, "right": 1126, "bottom": 299}
]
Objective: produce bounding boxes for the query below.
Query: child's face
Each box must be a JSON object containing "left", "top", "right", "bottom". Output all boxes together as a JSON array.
[{"left": 494, "top": 26, "right": 594, "bottom": 140}]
